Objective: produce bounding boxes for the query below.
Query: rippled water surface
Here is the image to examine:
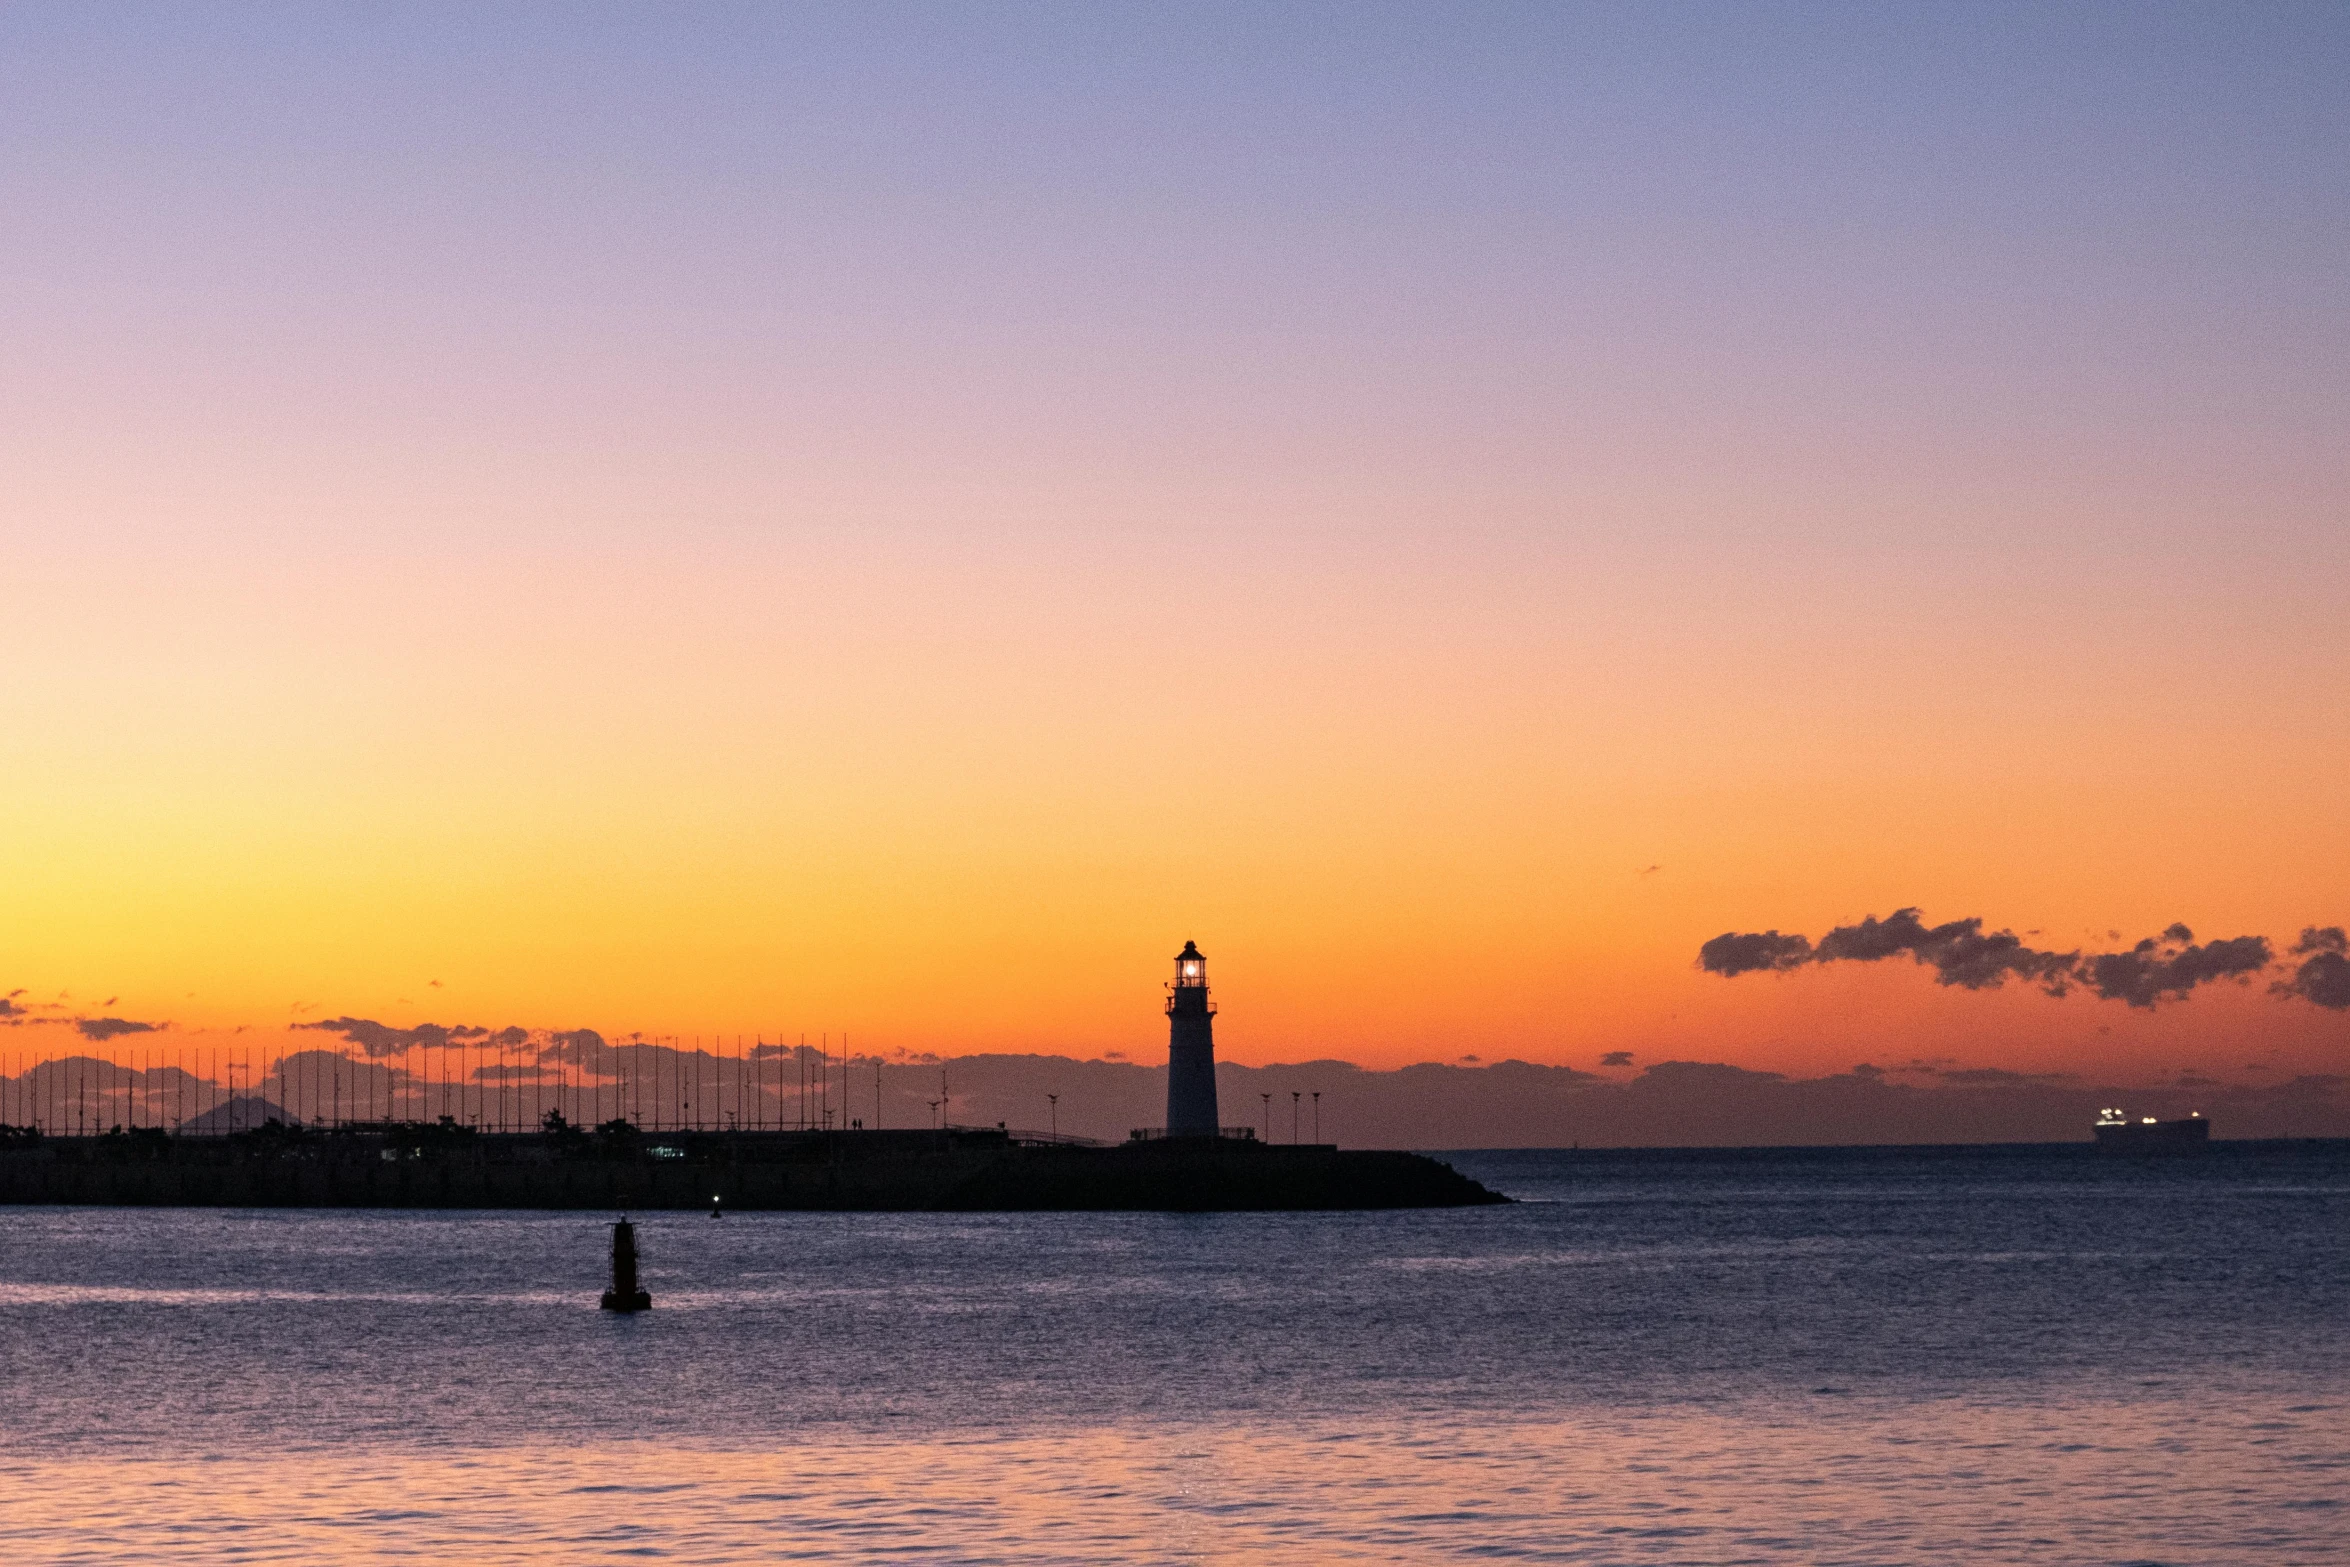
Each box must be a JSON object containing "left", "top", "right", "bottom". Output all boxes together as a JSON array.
[{"left": 1, "top": 1144, "right": 2344, "bottom": 1562}]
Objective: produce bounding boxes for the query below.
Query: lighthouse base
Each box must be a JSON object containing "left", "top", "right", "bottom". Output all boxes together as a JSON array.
[{"left": 599, "top": 1288, "right": 652, "bottom": 1312}]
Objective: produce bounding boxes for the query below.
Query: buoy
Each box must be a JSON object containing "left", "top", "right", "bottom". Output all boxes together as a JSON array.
[
  {"left": 599, "top": 1218, "right": 652, "bottom": 1312},
  {"left": 710, "top": 1193, "right": 723, "bottom": 1219}
]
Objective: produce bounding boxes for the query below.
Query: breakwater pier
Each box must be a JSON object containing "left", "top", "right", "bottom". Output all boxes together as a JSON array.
[
  {"left": 0, "top": 1122, "right": 1504, "bottom": 1211},
  {"left": 0, "top": 944, "right": 1514, "bottom": 1208}
]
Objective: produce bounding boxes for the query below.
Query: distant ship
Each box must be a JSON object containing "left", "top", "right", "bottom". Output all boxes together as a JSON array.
[{"left": 2093, "top": 1108, "right": 2210, "bottom": 1152}]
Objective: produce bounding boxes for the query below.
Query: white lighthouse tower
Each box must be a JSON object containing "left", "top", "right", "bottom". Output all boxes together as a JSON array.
[{"left": 1164, "top": 941, "right": 1220, "bottom": 1138}]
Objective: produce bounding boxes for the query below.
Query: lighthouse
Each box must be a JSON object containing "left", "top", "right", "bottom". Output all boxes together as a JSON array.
[{"left": 1165, "top": 940, "right": 1220, "bottom": 1138}]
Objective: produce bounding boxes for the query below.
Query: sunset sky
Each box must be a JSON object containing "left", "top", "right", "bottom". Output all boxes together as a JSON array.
[{"left": 5, "top": 3, "right": 2345, "bottom": 1088}]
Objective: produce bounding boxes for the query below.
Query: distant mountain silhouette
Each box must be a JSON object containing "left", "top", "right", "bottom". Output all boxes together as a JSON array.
[
  {"left": 864, "top": 1054, "right": 2350, "bottom": 1149},
  {"left": 176, "top": 1097, "right": 301, "bottom": 1134},
  {"left": 12, "top": 1054, "right": 2340, "bottom": 1149}
]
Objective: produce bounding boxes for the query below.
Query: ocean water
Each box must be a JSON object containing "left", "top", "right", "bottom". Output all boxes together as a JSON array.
[{"left": 0, "top": 1144, "right": 2343, "bottom": 1564}]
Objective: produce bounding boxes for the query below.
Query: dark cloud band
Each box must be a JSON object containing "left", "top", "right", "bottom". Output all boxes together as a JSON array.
[
  {"left": 75, "top": 1017, "right": 164, "bottom": 1041},
  {"left": 294, "top": 1018, "right": 496, "bottom": 1057},
  {"left": 1701, "top": 908, "right": 2319, "bottom": 1010}
]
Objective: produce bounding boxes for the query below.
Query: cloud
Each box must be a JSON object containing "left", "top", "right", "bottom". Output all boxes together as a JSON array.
[
  {"left": 1629, "top": 1060, "right": 1787, "bottom": 1089},
  {"left": 295, "top": 1018, "right": 486, "bottom": 1058},
  {"left": 1813, "top": 908, "right": 2079, "bottom": 992},
  {"left": 1600, "top": 1051, "right": 1635, "bottom": 1067},
  {"left": 76, "top": 1016, "right": 163, "bottom": 1040},
  {"left": 2274, "top": 926, "right": 2350, "bottom": 1009},
  {"left": 543, "top": 1029, "right": 608, "bottom": 1062},
  {"left": 0, "top": 996, "right": 24, "bottom": 1019},
  {"left": 1698, "top": 930, "right": 1813, "bottom": 976},
  {"left": 2077, "top": 926, "right": 2270, "bottom": 1008},
  {"left": 1702, "top": 908, "right": 2307, "bottom": 1009}
]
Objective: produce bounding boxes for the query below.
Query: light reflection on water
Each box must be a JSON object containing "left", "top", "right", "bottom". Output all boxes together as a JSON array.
[
  {"left": 3, "top": 1400, "right": 2340, "bottom": 1564},
  {"left": 0, "top": 1145, "right": 2343, "bottom": 1562}
]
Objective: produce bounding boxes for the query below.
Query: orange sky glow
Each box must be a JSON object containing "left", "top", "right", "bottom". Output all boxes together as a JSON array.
[{"left": 3, "top": 7, "right": 2344, "bottom": 1096}]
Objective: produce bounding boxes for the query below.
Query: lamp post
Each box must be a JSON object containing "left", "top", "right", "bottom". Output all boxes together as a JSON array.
[
  {"left": 1048, "top": 1093, "right": 1059, "bottom": 1140},
  {"left": 1312, "top": 1091, "right": 1321, "bottom": 1144},
  {"left": 1291, "top": 1091, "right": 1301, "bottom": 1145},
  {"left": 1261, "top": 1092, "right": 1271, "bottom": 1142}
]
